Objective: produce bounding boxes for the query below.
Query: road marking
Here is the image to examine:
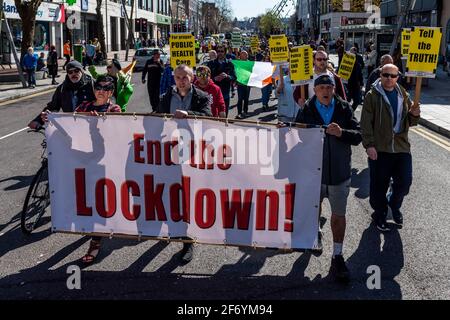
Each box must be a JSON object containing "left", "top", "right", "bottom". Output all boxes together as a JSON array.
[
  {"left": 0, "top": 88, "right": 55, "bottom": 107},
  {"left": 0, "top": 127, "right": 28, "bottom": 141},
  {"left": 411, "top": 127, "right": 450, "bottom": 151}
]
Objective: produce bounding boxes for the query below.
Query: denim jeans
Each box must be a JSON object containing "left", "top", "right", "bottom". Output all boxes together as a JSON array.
[
  {"left": 237, "top": 84, "right": 251, "bottom": 114},
  {"left": 368, "top": 152, "right": 412, "bottom": 217},
  {"left": 261, "top": 84, "right": 272, "bottom": 106},
  {"left": 26, "top": 69, "right": 36, "bottom": 86}
]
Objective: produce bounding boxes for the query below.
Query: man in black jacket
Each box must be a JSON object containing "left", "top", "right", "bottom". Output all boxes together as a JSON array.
[
  {"left": 142, "top": 49, "right": 164, "bottom": 111},
  {"left": 296, "top": 75, "right": 362, "bottom": 283},
  {"left": 28, "top": 60, "right": 95, "bottom": 129},
  {"left": 158, "top": 64, "right": 212, "bottom": 118},
  {"left": 208, "top": 44, "right": 236, "bottom": 116},
  {"left": 157, "top": 64, "right": 211, "bottom": 263}
]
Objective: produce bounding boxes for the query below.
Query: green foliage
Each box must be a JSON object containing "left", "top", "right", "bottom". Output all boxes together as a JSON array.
[{"left": 259, "top": 13, "right": 283, "bottom": 36}]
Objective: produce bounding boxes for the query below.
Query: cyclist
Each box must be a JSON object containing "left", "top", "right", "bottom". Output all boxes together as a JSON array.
[{"left": 28, "top": 60, "right": 95, "bottom": 129}]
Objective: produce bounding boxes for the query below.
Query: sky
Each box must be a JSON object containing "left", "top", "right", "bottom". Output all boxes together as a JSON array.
[{"left": 228, "top": 0, "right": 295, "bottom": 20}]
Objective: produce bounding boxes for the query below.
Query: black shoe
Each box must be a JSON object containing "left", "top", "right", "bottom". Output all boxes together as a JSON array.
[
  {"left": 180, "top": 242, "right": 194, "bottom": 264},
  {"left": 371, "top": 211, "right": 391, "bottom": 232},
  {"left": 391, "top": 209, "right": 403, "bottom": 226},
  {"left": 52, "top": 81, "right": 58, "bottom": 85},
  {"left": 236, "top": 113, "right": 244, "bottom": 119},
  {"left": 330, "top": 255, "right": 350, "bottom": 283}
]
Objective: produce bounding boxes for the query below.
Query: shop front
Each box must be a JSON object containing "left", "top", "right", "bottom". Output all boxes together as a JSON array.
[
  {"left": 1, "top": 0, "right": 65, "bottom": 62},
  {"left": 156, "top": 14, "right": 171, "bottom": 43}
]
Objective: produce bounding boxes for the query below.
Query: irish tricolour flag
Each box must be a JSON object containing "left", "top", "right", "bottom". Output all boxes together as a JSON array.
[{"left": 232, "top": 60, "right": 275, "bottom": 88}]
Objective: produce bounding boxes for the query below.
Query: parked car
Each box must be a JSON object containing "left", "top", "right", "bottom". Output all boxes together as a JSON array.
[{"left": 133, "top": 47, "right": 169, "bottom": 71}]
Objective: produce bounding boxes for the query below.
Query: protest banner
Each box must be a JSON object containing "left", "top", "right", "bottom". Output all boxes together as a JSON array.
[
  {"left": 289, "top": 45, "right": 314, "bottom": 84},
  {"left": 405, "top": 27, "right": 442, "bottom": 105},
  {"left": 269, "top": 35, "right": 289, "bottom": 64},
  {"left": 401, "top": 28, "right": 411, "bottom": 57},
  {"left": 170, "top": 33, "right": 196, "bottom": 69},
  {"left": 251, "top": 36, "right": 260, "bottom": 52},
  {"left": 337, "top": 52, "right": 356, "bottom": 81},
  {"left": 231, "top": 32, "right": 242, "bottom": 49},
  {"left": 46, "top": 114, "right": 324, "bottom": 250}
]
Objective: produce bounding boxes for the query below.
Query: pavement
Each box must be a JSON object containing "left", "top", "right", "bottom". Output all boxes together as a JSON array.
[{"left": 1, "top": 51, "right": 450, "bottom": 139}]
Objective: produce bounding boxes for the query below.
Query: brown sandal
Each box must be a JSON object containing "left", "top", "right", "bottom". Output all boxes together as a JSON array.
[{"left": 81, "top": 239, "right": 101, "bottom": 264}]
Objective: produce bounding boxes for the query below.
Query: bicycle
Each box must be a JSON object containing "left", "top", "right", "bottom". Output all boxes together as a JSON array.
[{"left": 21, "top": 127, "right": 50, "bottom": 234}]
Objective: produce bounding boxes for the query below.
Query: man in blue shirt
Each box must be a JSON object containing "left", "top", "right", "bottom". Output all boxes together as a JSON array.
[{"left": 296, "top": 75, "right": 362, "bottom": 283}]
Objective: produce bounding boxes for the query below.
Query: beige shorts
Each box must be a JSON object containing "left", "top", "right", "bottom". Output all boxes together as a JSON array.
[{"left": 320, "top": 178, "right": 351, "bottom": 216}]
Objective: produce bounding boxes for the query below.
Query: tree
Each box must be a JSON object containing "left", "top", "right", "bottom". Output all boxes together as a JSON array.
[
  {"left": 96, "top": 0, "right": 107, "bottom": 59},
  {"left": 121, "top": 0, "right": 135, "bottom": 61},
  {"left": 14, "top": 0, "right": 43, "bottom": 58},
  {"left": 213, "top": 0, "right": 233, "bottom": 32},
  {"left": 259, "top": 13, "right": 283, "bottom": 37}
]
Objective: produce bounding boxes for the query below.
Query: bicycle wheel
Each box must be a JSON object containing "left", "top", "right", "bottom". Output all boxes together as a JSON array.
[{"left": 21, "top": 164, "right": 50, "bottom": 234}]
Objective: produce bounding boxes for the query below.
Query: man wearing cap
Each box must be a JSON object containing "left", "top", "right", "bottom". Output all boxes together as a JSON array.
[
  {"left": 28, "top": 60, "right": 95, "bottom": 129},
  {"left": 142, "top": 49, "right": 164, "bottom": 111},
  {"left": 295, "top": 74, "right": 362, "bottom": 283}
]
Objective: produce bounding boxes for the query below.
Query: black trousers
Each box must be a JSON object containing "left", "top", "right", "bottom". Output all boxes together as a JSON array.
[
  {"left": 147, "top": 86, "right": 160, "bottom": 112},
  {"left": 237, "top": 84, "right": 251, "bottom": 114},
  {"left": 368, "top": 152, "right": 412, "bottom": 217}
]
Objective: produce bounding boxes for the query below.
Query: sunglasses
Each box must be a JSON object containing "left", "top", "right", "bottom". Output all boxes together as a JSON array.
[
  {"left": 315, "top": 58, "right": 327, "bottom": 62},
  {"left": 107, "top": 65, "right": 112, "bottom": 69},
  {"left": 94, "top": 84, "right": 114, "bottom": 91},
  {"left": 67, "top": 69, "right": 81, "bottom": 75},
  {"left": 381, "top": 73, "right": 399, "bottom": 78},
  {"left": 196, "top": 72, "right": 209, "bottom": 78}
]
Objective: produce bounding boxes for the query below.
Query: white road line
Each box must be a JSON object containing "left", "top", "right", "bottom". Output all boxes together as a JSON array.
[{"left": 0, "top": 127, "right": 28, "bottom": 141}]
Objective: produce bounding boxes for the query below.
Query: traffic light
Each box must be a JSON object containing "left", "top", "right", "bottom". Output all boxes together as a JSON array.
[
  {"left": 141, "top": 19, "right": 148, "bottom": 33},
  {"left": 135, "top": 18, "right": 141, "bottom": 33}
]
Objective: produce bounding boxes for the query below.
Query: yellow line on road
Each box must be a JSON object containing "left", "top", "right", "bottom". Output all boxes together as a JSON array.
[
  {"left": 411, "top": 127, "right": 450, "bottom": 152},
  {"left": 0, "top": 88, "right": 55, "bottom": 107}
]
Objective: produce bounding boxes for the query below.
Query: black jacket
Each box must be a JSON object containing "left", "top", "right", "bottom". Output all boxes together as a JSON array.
[
  {"left": 33, "top": 74, "right": 95, "bottom": 125},
  {"left": 157, "top": 85, "right": 212, "bottom": 116},
  {"left": 142, "top": 57, "right": 164, "bottom": 87},
  {"left": 208, "top": 58, "right": 236, "bottom": 99},
  {"left": 295, "top": 95, "right": 362, "bottom": 185}
]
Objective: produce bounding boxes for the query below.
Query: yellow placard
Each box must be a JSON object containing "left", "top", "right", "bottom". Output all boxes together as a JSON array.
[
  {"left": 269, "top": 35, "right": 289, "bottom": 64},
  {"left": 406, "top": 27, "right": 442, "bottom": 78},
  {"left": 170, "top": 33, "right": 196, "bottom": 69},
  {"left": 251, "top": 36, "right": 260, "bottom": 53},
  {"left": 337, "top": 52, "right": 356, "bottom": 81},
  {"left": 401, "top": 28, "right": 411, "bottom": 57},
  {"left": 289, "top": 45, "right": 314, "bottom": 84}
]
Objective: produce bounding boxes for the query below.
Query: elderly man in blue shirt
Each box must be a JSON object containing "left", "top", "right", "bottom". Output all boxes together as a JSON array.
[{"left": 296, "top": 75, "right": 362, "bottom": 283}]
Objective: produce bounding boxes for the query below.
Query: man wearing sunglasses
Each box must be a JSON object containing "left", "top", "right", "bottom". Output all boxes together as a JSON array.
[
  {"left": 361, "top": 64, "right": 420, "bottom": 232},
  {"left": 142, "top": 49, "right": 164, "bottom": 112},
  {"left": 28, "top": 60, "right": 95, "bottom": 129},
  {"left": 293, "top": 50, "right": 347, "bottom": 107},
  {"left": 208, "top": 45, "right": 236, "bottom": 117}
]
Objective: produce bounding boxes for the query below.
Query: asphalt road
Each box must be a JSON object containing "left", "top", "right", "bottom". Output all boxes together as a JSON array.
[{"left": 0, "top": 72, "right": 449, "bottom": 300}]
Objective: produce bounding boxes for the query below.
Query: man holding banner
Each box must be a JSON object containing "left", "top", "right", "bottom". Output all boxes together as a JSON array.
[
  {"left": 296, "top": 75, "right": 362, "bottom": 283},
  {"left": 157, "top": 64, "right": 212, "bottom": 263},
  {"left": 361, "top": 64, "right": 420, "bottom": 232}
]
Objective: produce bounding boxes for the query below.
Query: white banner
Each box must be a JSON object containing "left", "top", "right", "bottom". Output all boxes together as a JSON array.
[{"left": 46, "top": 114, "right": 324, "bottom": 249}]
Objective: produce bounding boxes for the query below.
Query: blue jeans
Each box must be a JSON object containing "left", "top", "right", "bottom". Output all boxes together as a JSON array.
[
  {"left": 26, "top": 69, "right": 36, "bottom": 86},
  {"left": 369, "top": 152, "right": 412, "bottom": 217},
  {"left": 261, "top": 84, "right": 272, "bottom": 106}
]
